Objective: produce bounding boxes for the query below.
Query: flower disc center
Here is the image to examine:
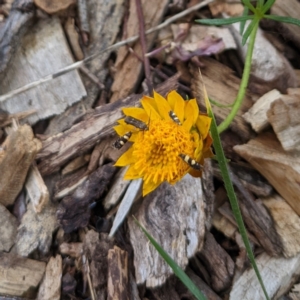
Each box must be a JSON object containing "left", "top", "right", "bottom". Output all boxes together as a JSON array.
[{"left": 132, "top": 119, "right": 194, "bottom": 184}]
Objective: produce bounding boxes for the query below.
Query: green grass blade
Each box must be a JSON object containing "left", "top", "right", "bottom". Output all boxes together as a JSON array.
[
  {"left": 199, "top": 72, "right": 270, "bottom": 300},
  {"left": 257, "top": 0, "right": 265, "bottom": 10},
  {"left": 264, "top": 14, "right": 300, "bottom": 26},
  {"left": 262, "top": 0, "right": 276, "bottom": 13},
  {"left": 242, "top": 19, "right": 259, "bottom": 45},
  {"left": 196, "top": 15, "right": 253, "bottom": 26},
  {"left": 241, "top": 0, "right": 256, "bottom": 12},
  {"left": 240, "top": 6, "right": 249, "bottom": 35},
  {"left": 133, "top": 217, "right": 207, "bottom": 300}
]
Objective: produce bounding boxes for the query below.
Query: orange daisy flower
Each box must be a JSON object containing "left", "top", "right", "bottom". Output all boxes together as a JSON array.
[{"left": 114, "top": 90, "right": 213, "bottom": 196}]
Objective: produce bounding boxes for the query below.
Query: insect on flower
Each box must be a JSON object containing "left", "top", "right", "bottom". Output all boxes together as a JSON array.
[
  {"left": 113, "top": 116, "right": 150, "bottom": 150},
  {"left": 114, "top": 90, "right": 213, "bottom": 196},
  {"left": 169, "top": 110, "right": 181, "bottom": 125},
  {"left": 178, "top": 154, "right": 202, "bottom": 170},
  {"left": 124, "top": 116, "right": 149, "bottom": 131},
  {"left": 113, "top": 131, "right": 132, "bottom": 149}
]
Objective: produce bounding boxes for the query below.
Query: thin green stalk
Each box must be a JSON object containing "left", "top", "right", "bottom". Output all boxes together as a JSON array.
[{"left": 217, "top": 21, "right": 259, "bottom": 134}]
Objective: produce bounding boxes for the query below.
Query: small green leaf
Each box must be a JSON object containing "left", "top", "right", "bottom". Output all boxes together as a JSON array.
[
  {"left": 240, "top": 6, "right": 249, "bottom": 35},
  {"left": 262, "top": 0, "right": 276, "bottom": 14},
  {"left": 196, "top": 15, "right": 253, "bottom": 26},
  {"left": 241, "top": 0, "right": 256, "bottom": 12},
  {"left": 242, "top": 19, "right": 259, "bottom": 45},
  {"left": 134, "top": 217, "right": 207, "bottom": 300},
  {"left": 264, "top": 14, "right": 300, "bottom": 27}
]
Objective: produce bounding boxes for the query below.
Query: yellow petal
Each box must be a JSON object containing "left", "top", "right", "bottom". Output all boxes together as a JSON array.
[
  {"left": 192, "top": 130, "right": 200, "bottom": 146},
  {"left": 196, "top": 114, "right": 212, "bottom": 139},
  {"left": 142, "top": 180, "right": 161, "bottom": 196},
  {"left": 124, "top": 165, "right": 140, "bottom": 180},
  {"left": 168, "top": 91, "right": 185, "bottom": 124},
  {"left": 153, "top": 90, "right": 172, "bottom": 120},
  {"left": 194, "top": 136, "right": 204, "bottom": 160},
  {"left": 114, "top": 147, "right": 134, "bottom": 166},
  {"left": 122, "top": 107, "right": 148, "bottom": 123},
  {"left": 113, "top": 124, "right": 131, "bottom": 137},
  {"left": 130, "top": 132, "right": 138, "bottom": 142},
  {"left": 184, "top": 99, "right": 199, "bottom": 125},
  {"left": 166, "top": 90, "right": 176, "bottom": 110},
  {"left": 182, "top": 114, "right": 194, "bottom": 132},
  {"left": 141, "top": 96, "right": 161, "bottom": 120}
]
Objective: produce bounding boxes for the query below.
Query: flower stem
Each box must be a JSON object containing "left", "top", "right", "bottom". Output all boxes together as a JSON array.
[{"left": 217, "top": 21, "right": 259, "bottom": 134}]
